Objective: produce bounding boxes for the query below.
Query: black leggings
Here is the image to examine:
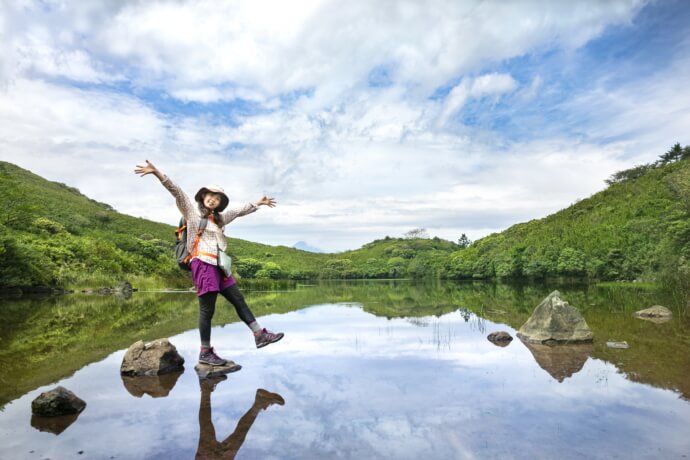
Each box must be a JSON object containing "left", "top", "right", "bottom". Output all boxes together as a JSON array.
[{"left": 198, "top": 284, "right": 257, "bottom": 345}]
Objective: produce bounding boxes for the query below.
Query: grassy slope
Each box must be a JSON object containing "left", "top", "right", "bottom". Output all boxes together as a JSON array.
[{"left": 447, "top": 158, "right": 690, "bottom": 281}]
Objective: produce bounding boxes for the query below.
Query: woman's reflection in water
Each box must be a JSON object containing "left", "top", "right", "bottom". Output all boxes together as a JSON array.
[{"left": 196, "top": 376, "right": 285, "bottom": 459}]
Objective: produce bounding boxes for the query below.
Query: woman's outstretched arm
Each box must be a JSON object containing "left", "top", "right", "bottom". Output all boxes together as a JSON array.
[
  {"left": 134, "top": 160, "right": 195, "bottom": 218},
  {"left": 220, "top": 195, "right": 276, "bottom": 225},
  {"left": 134, "top": 160, "right": 165, "bottom": 181}
]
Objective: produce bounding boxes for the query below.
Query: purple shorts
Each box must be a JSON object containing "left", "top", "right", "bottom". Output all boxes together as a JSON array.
[{"left": 191, "top": 258, "right": 236, "bottom": 297}]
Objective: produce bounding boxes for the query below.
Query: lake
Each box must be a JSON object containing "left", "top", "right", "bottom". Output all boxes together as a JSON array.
[{"left": 1, "top": 280, "right": 689, "bottom": 459}]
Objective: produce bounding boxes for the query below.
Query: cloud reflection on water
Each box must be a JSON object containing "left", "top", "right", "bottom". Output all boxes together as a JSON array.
[{"left": 0, "top": 303, "right": 689, "bottom": 459}]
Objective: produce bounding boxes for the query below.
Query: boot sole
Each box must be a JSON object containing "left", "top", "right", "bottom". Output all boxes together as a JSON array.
[{"left": 198, "top": 359, "right": 228, "bottom": 366}]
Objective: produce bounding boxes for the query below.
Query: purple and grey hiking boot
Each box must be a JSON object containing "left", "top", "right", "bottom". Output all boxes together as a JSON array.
[
  {"left": 199, "top": 347, "right": 227, "bottom": 366},
  {"left": 255, "top": 328, "right": 284, "bottom": 349}
]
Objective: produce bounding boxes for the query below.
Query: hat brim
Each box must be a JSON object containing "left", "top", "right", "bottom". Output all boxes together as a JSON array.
[{"left": 195, "top": 187, "right": 229, "bottom": 212}]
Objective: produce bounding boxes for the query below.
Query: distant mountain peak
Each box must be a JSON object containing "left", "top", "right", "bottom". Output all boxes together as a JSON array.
[{"left": 292, "top": 241, "right": 324, "bottom": 253}]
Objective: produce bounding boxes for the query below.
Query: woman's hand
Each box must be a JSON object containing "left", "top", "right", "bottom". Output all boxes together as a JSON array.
[
  {"left": 256, "top": 196, "right": 277, "bottom": 207},
  {"left": 134, "top": 160, "right": 162, "bottom": 179}
]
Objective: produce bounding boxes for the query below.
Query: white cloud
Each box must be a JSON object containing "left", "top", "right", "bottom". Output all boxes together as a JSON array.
[
  {"left": 2, "top": 1, "right": 646, "bottom": 98},
  {"left": 438, "top": 73, "right": 518, "bottom": 126}
]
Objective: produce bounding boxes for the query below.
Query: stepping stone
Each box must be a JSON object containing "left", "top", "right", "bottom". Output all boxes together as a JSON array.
[{"left": 194, "top": 361, "right": 242, "bottom": 379}]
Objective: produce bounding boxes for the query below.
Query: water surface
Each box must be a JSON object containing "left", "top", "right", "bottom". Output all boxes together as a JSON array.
[{"left": 0, "top": 281, "right": 689, "bottom": 459}]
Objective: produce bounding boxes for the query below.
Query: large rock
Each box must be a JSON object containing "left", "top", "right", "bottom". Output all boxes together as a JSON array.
[
  {"left": 120, "top": 339, "right": 185, "bottom": 376},
  {"left": 31, "top": 386, "right": 86, "bottom": 417},
  {"left": 517, "top": 290, "right": 593, "bottom": 344},
  {"left": 633, "top": 305, "right": 672, "bottom": 323}
]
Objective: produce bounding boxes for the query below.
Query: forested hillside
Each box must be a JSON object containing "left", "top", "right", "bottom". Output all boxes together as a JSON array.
[
  {"left": 0, "top": 161, "right": 463, "bottom": 287},
  {"left": 445, "top": 144, "right": 690, "bottom": 284}
]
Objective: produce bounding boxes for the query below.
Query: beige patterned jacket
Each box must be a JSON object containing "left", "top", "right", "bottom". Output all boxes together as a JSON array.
[{"left": 161, "top": 175, "right": 257, "bottom": 265}]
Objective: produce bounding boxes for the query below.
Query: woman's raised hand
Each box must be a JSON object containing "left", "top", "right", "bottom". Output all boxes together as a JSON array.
[
  {"left": 134, "top": 160, "right": 159, "bottom": 177},
  {"left": 256, "top": 196, "right": 277, "bottom": 208}
]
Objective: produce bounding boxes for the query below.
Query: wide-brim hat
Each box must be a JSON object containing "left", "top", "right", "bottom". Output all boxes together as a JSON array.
[{"left": 195, "top": 185, "right": 229, "bottom": 212}]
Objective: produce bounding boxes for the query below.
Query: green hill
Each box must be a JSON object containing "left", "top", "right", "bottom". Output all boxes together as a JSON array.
[
  {"left": 2, "top": 144, "right": 688, "bottom": 289},
  {"left": 0, "top": 161, "right": 331, "bottom": 288},
  {"left": 445, "top": 144, "right": 690, "bottom": 284},
  {"left": 0, "top": 162, "right": 458, "bottom": 288}
]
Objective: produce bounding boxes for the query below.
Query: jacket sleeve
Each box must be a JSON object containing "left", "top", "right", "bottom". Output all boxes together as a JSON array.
[
  {"left": 220, "top": 202, "right": 258, "bottom": 225},
  {"left": 160, "top": 175, "right": 196, "bottom": 219}
]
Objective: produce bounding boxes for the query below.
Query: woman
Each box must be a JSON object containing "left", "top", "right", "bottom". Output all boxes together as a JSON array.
[{"left": 135, "top": 160, "right": 283, "bottom": 366}]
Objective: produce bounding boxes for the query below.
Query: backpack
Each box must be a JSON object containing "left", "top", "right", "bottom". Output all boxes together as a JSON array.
[{"left": 175, "top": 217, "right": 208, "bottom": 271}]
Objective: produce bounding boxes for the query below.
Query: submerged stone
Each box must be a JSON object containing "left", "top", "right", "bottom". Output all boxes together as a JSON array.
[
  {"left": 487, "top": 331, "right": 513, "bottom": 347},
  {"left": 120, "top": 338, "right": 185, "bottom": 376},
  {"left": 633, "top": 305, "right": 672, "bottom": 323},
  {"left": 517, "top": 290, "right": 593, "bottom": 344}
]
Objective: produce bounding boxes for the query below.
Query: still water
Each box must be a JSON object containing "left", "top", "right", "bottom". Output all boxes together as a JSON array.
[{"left": 0, "top": 281, "right": 689, "bottom": 459}]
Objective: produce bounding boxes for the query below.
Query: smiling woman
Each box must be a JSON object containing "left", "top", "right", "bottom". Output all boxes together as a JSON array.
[{"left": 134, "top": 159, "right": 284, "bottom": 367}]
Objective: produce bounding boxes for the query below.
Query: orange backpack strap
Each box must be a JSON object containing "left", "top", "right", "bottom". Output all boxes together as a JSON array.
[{"left": 186, "top": 217, "right": 209, "bottom": 262}]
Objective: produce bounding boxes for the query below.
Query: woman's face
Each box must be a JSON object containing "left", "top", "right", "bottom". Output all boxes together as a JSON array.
[{"left": 203, "top": 192, "right": 223, "bottom": 210}]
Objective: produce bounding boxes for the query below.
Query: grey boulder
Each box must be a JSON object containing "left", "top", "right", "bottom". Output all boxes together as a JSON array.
[
  {"left": 517, "top": 290, "right": 593, "bottom": 344},
  {"left": 120, "top": 338, "right": 185, "bottom": 376},
  {"left": 31, "top": 386, "right": 86, "bottom": 417}
]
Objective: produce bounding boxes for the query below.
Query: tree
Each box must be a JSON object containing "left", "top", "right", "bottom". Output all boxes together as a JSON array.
[
  {"left": 457, "top": 233, "right": 471, "bottom": 248},
  {"left": 658, "top": 143, "right": 684, "bottom": 165},
  {"left": 404, "top": 228, "right": 429, "bottom": 239}
]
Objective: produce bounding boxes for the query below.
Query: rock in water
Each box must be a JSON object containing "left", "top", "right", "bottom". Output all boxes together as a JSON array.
[
  {"left": 31, "top": 386, "right": 86, "bottom": 417},
  {"left": 120, "top": 338, "right": 185, "bottom": 376},
  {"left": 487, "top": 331, "right": 513, "bottom": 347},
  {"left": 517, "top": 290, "right": 593, "bottom": 344},
  {"left": 633, "top": 305, "right": 672, "bottom": 323},
  {"left": 195, "top": 362, "right": 242, "bottom": 379}
]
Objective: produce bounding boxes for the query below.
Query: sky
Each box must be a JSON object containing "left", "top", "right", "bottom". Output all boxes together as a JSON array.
[{"left": 1, "top": 0, "right": 689, "bottom": 253}]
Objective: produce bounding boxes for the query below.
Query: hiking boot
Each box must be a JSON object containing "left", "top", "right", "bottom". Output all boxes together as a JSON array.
[
  {"left": 255, "top": 389, "right": 285, "bottom": 410},
  {"left": 199, "top": 347, "right": 227, "bottom": 366},
  {"left": 255, "top": 328, "right": 284, "bottom": 349}
]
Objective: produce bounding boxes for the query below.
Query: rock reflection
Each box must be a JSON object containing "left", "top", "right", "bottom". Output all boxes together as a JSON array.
[
  {"left": 520, "top": 339, "right": 593, "bottom": 382},
  {"left": 30, "top": 413, "right": 80, "bottom": 435},
  {"left": 121, "top": 370, "right": 183, "bottom": 398},
  {"left": 197, "top": 377, "right": 285, "bottom": 460}
]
